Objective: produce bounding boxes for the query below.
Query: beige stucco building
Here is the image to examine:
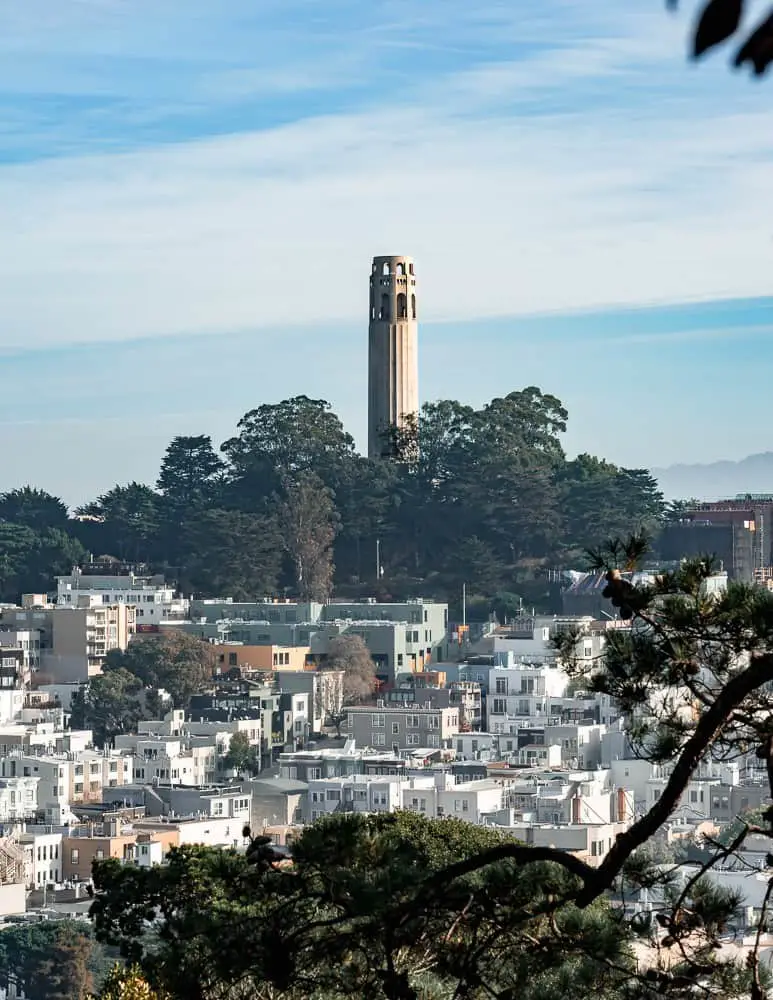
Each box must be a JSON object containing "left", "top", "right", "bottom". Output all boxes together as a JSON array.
[
  {"left": 367, "top": 254, "right": 419, "bottom": 459},
  {"left": 41, "top": 604, "right": 135, "bottom": 682}
]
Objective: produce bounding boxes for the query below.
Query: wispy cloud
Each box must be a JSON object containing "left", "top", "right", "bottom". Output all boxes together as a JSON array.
[{"left": 0, "top": 0, "right": 771, "bottom": 495}]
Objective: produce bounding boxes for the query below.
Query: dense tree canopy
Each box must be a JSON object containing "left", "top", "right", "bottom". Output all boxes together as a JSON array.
[
  {"left": 90, "top": 812, "right": 632, "bottom": 1000},
  {"left": 104, "top": 632, "right": 215, "bottom": 708},
  {"left": 0, "top": 921, "right": 111, "bottom": 1000},
  {"left": 70, "top": 667, "right": 145, "bottom": 747},
  {"left": 324, "top": 633, "right": 377, "bottom": 705},
  {"left": 0, "top": 487, "right": 69, "bottom": 531},
  {"left": 0, "top": 388, "right": 667, "bottom": 607}
]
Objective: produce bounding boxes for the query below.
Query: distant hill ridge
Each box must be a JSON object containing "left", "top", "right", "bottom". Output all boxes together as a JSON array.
[{"left": 652, "top": 451, "right": 773, "bottom": 501}]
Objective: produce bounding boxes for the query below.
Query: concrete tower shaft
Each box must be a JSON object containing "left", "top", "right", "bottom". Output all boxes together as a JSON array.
[{"left": 367, "top": 255, "right": 419, "bottom": 459}]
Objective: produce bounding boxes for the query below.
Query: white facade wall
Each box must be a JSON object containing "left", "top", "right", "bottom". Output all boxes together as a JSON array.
[
  {"left": 436, "top": 780, "right": 508, "bottom": 824},
  {"left": 129, "top": 839, "right": 164, "bottom": 867},
  {"left": 517, "top": 744, "right": 562, "bottom": 767},
  {"left": 306, "top": 775, "right": 402, "bottom": 822},
  {"left": 289, "top": 692, "right": 311, "bottom": 743},
  {"left": 0, "top": 756, "right": 73, "bottom": 822},
  {"left": 116, "top": 735, "right": 217, "bottom": 786},
  {"left": 174, "top": 817, "right": 251, "bottom": 849},
  {"left": 451, "top": 733, "right": 497, "bottom": 760},
  {"left": 57, "top": 573, "right": 188, "bottom": 623},
  {"left": 401, "top": 777, "right": 440, "bottom": 817},
  {"left": 21, "top": 831, "right": 62, "bottom": 888},
  {"left": 609, "top": 758, "right": 658, "bottom": 808},
  {"left": 646, "top": 776, "right": 715, "bottom": 822},
  {"left": 0, "top": 778, "right": 39, "bottom": 821},
  {"left": 0, "top": 691, "right": 24, "bottom": 726}
]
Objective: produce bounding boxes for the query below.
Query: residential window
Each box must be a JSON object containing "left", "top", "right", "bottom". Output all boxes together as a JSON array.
[
  {"left": 491, "top": 699, "right": 506, "bottom": 715},
  {"left": 406, "top": 715, "right": 420, "bottom": 729},
  {"left": 495, "top": 678, "right": 507, "bottom": 695},
  {"left": 95, "top": 849, "right": 104, "bottom": 860},
  {"left": 71, "top": 849, "right": 79, "bottom": 864},
  {"left": 326, "top": 790, "right": 341, "bottom": 801},
  {"left": 373, "top": 734, "right": 386, "bottom": 746},
  {"left": 392, "top": 722, "right": 400, "bottom": 735},
  {"left": 397, "top": 654, "right": 403, "bottom": 667},
  {"left": 407, "top": 734, "right": 420, "bottom": 746},
  {"left": 371, "top": 714, "right": 385, "bottom": 728}
]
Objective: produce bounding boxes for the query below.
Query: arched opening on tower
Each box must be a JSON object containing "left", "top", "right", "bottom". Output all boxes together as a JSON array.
[
  {"left": 396, "top": 262, "right": 405, "bottom": 276},
  {"left": 380, "top": 293, "right": 390, "bottom": 321},
  {"left": 409, "top": 263, "right": 415, "bottom": 275},
  {"left": 411, "top": 294, "right": 417, "bottom": 319},
  {"left": 381, "top": 261, "right": 391, "bottom": 276},
  {"left": 397, "top": 293, "right": 407, "bottom": 319}
]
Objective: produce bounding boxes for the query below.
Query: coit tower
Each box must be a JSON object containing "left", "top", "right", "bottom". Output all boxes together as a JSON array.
[{"left": 367, "top": 254, "right": 419, "bottom": 459}]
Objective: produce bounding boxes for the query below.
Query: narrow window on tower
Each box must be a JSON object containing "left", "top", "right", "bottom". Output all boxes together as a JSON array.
[
  {"left": 396, "top": 262, "right": 405, "bottom": 276},
  {"left": 381, "top": 261, "right": 390, "bottom": 276},
  {"left": 411, "top": 294, "right": 416, "bottom": 319},
  {"left": 380, "top": 294, "right": 390, "bottom": 321},
  {"left": 397, "top": 293, "right": 407, "bottom": 319}
]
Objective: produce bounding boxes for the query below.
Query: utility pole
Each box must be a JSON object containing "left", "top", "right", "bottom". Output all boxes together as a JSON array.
[{"left": 376, "top": 539, "right": 382, "bottom": 581}]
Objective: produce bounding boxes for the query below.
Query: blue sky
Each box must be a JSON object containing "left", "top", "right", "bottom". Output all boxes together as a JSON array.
[{"left": 2, "top": 0, "right": 773, "bottom": 505}]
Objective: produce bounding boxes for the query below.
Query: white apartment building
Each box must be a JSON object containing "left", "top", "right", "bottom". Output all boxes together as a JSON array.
[
  {"left": 451, "top": 733, "right": 499, "bottom": 760},
  {"left": 306, "top": 774, "right": 403, "bottom": 821},
  {"left": 486, "top": 663, "right": 570, "bottom": 732},
  {"left": 114, "top": 735, "right": 218, "bottom": 786},
  {"left": 125, "top": 836, "right": 164, "bottom": 867},
  {"left": 57, "top": 569, "right": 188, "bottom": 624},
  {"left": 19, "top": 828, "right": 62, "bottom": 888},
  {"left": 0, "top": 753, "right": 78, "bottom": 825},
  {"left": 516, "top": 744, "right": 562, "bottom": 768},
  {"left": 486, "top": 617, "right": 606, "bottom": 666},
  {"left": 304, "top": 771, "right": 513, "bottom": 825},
  {"left": 71, "top": 750, "right": 133, "bottom": 803},
  {"left": 138, "top": 710, "right": 263, "bottom": 749},
  {"left": 0, "top": 777, "right": 39, "bottom": 822},
  {"left": 167, "top": 815, "right": 250, "bottom": 849},
  {"left": 435, "top": 776, "right": 511, "bottom": 823}
]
